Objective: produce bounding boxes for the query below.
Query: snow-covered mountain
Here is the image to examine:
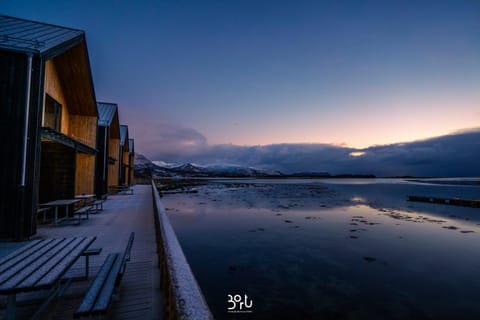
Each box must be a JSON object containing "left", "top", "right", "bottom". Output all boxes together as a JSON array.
[
  {"left": 134, "top": 153, "right": 174, "bottom": 177},
  {"left": 134, "top": 153, "right": 283, "bottom": 177},
  {"left": 152, "top": 160, "right": 178, "bottom": 168},
  {"left": 168, "top": 163, "right": 283, "bottom": 177}
]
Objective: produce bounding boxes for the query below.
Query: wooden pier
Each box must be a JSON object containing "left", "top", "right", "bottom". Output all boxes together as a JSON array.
[
  {"left": 0, "top": 185, "right": 163, "bottom": 320},
  {"left": 408, "top": 195, "right": 480, "bottom": 208}
]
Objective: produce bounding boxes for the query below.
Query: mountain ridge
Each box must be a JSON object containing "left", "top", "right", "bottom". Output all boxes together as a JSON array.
[
  {"left": 135, "top": 155, "right": 378, "bottom": 178},
  {"left": 135, "top": 155, "right": 287, "bottom": 177}
]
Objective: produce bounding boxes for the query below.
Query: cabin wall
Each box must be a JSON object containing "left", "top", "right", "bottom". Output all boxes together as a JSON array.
[
  {"left": 0, "top": 38, "right": 97, "bottom": 240},
  {"left": 123, "top": 150, "right": 129, "bottom": 165},
  {"left": 119, "top": 146, "right": 124, "bottom": 185},
  {"left": 121, "top": 149, "right": 129, "bottom": 186},
  {"left": 44, "top": 60, "right": 70, "bottom": 133},
  {"left": 39, "top": 142, "right": 76, "bottom": 202},
  {"left": 52, "top": 42, "right": 97, "bottom": 117},
  {"left": 30, "top": 57, "right": 46, "bottom": 238},
  {"left": 75, "top": 153, "right": 95, "bottom": 195},
  {"left": 108, "top": 138, "right": 120, "bottom": 186},
  {"left": 95, "top": 126, "right": 107, "bottom": 196},
  {"left": 44, "top": 53, "right": 98, "bottom": 198},
  {"left": 70, "top": 115, "right": 97, "bottom": 148},
  {"left": 44, "top": 51, "right": 98, "bottom": 148},
  {"left": 0, "top": 50, "right": 43, "bottom": 240},
  {"left": 129, "top": 153, "right": 135, "bottom": 185},
  {"left": 0, "top": 50, "right": 26, "bottom": 239}
]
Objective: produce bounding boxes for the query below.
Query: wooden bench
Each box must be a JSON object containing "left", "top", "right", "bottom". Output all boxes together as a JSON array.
[
  {"left": 74, "top": 206, "right": 93, "bottom": 223},
  {"left": 73, "top": 199, "right": 105, "bottom": 221},
  {"left": 89, "top": 199, "right": 105, "bottom": 212},
  {"left": 74, "top": 232, "right": 135, "bottom": 318}
]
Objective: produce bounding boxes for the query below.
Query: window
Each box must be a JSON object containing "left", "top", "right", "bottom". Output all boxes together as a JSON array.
[{"left": 44, "top": 95, "right": 62, "bottom": 131}]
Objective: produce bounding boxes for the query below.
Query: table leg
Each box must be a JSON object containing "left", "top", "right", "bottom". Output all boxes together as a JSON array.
[
  {"left": 85, "top": 255, "right": 90, "bottom": 279},
  {"left": 6, "top": 294, "right": 16, "bottom": 320},
  {"left": 65, "top": 204, "right": 74, "bottom": 224},
  {"left": 54, "top": 207, "right": 59, "bottom": 225},
  {"left": 31, "top": 282, "right": 63, "bottom": 319}
]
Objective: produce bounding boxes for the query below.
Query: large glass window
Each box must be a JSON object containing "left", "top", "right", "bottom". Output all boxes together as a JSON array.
[{"left": 44, "top": 95, "right": 62, "bottom": 131}]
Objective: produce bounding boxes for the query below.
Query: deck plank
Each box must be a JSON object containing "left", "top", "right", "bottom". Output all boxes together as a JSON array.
[{"left": 33, "top": 185, "right": 163, "bottom": 320}]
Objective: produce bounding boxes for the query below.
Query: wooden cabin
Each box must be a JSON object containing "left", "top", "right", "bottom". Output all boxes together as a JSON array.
[
  {"left": 95, "top": 102, "right": 121, "bottom": 198},
  {"left": 119, "top": 125, "right": 130, "bottom": 186},
  {"left": 0, "top": 15, "right": 98, "bottom": 240},
  {"left": 128, "top": 139, "right": 135, "bottom": 186}
]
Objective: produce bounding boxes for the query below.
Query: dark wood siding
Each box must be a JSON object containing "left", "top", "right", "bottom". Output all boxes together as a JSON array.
[
  {"left": 24, "top": 55, "right": 44, "bottom": 239},
  {"left": 0, "top": 50, "right": 27, "bottom": 239},
  {"left": 95, "top": 126, "right": 108, "bottom": 197},
  {"left": 0, "top": 50, "right": 43, "bottom": 240},
  {"left": 119, "top": 148, "right": 125, "bottom": 185},
  {"left": 29, "top": 56, "right": 45, "bottom": 239},
  {"left": 39, "top": 142, "right": 76, "bottom": 202},
  {"left": 128, "top": 153, "right": 134, "bottom": 186}
]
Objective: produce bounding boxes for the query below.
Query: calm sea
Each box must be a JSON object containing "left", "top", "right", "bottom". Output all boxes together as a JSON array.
[{"left": 162, "top": 179, "right": 480, "bottom": 320}]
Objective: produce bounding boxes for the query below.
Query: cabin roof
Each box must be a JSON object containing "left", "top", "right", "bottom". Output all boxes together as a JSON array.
[
  {"left": 97, "top": 102, "right": 120, "bottom": 139},
  {"left": 1, "top": 15, "right": 98, "bottom": 118},
  {"left": 120, "top": 125, "right": 129, "bottom": 146},
  {"left": 0, "top": 15, "right": 83, "bottom": 56},
  {"left": 97, "top": 102, "right": 118, "bottom": 126}
]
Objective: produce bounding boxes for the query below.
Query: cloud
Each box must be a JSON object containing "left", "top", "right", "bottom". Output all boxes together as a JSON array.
[
  {"left": 143, "top": 127, "right": 480, "bottom": 177},
  {"left": 363, "top": 131, "right": 480, "bottom": 176},
  {"left": 136, "top": 123, "right": 208, "bottom": 158}
]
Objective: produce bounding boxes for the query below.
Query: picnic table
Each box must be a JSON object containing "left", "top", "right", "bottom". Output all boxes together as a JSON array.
[
  {"left": 108, "top": 185, "right": 134, "bottom": 195},
  {"left": 75, "top": 194, "right": 105, "bottom": 214},
  {"left": 39, "top": 199, "right": 81, "bottom": 225},
  {"left": 74, "top": 194, "right": 95, "bottom": 203},
  {"left": 75, "top": 194, "right": 95, "bottom": 199},
  {"left": 74, "top": 194, "right": 96, "bottom": 213},
  {"left": 0, "top": 237, "right": 96, "bottom": 320}
]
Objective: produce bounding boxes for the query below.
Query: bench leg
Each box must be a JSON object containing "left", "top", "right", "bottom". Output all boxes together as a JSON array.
[{"left": 6, "top": 294, "right": 16, "bottom": 320}]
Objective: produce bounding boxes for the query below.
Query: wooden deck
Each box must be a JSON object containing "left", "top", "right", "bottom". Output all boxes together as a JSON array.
[{"left": 1, "top": 185, "right": 163, "bottom": 319}]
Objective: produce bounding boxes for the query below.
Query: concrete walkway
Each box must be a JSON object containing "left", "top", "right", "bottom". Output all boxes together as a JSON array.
[{"left": 2, "top": 185, "right": 162, "bottom": 319}]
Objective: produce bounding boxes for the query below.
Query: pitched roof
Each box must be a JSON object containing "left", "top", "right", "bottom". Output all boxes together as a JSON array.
[
  {"left": 97, "top": 102, "right": 118, "bottom": 126},
  {"left": 120, "top": 125, "right": 129, "bottom": 146},
  {"left": 0, "top": 15, "right": 84, "bottom": 55}
]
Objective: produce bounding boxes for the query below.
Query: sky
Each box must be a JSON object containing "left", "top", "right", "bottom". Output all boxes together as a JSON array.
[{"left": 2, "top": 1, "right": 479, "bottom": 171}]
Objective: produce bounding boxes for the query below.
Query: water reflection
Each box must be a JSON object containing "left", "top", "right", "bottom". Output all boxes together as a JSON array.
[{"left": 163, "top": 180, "right": 480, "bottom": 320}]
